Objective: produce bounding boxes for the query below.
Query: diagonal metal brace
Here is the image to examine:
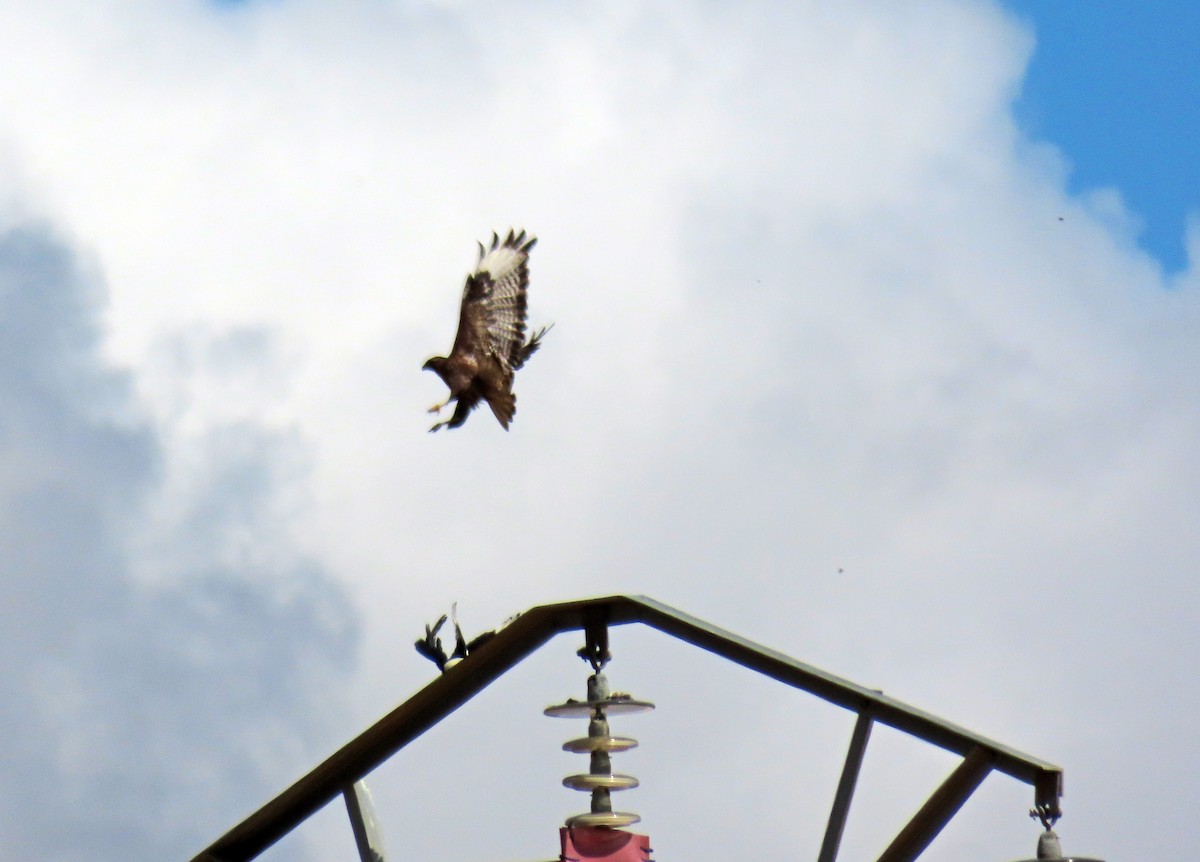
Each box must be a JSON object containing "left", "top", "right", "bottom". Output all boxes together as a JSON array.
[
  {"left": 343, "top": 781, "right": 386, "bottom": 862},
  {"left": 875, "top": 746, "right": 995, "bottom": 862},
  {"left": 818, "top": 709, "right": 874, "bottom": 862}
]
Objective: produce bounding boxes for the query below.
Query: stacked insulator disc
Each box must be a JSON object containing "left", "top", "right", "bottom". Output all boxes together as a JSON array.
[{"left": 545, "top": 672, "right": 654, "bottom": 828}]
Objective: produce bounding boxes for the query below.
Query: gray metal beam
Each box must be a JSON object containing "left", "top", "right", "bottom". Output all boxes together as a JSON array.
[
  {"left": 344, "top": 781, "right": 386, "bottom": 862},
  {"left": 874, "top": 746, "right": 994, "bottom": 862},
  {"left": 818, "top": 710, "right": 873, "bottom": 862},
  {"left": 192, "top": 605, "right": 567, "bottom": 861},
  {"left": 192, "top": 595, "right": 1061, "bottom": 862},
  {"left": 620, "top": 595, "right": 1060, "bottom": 786}
]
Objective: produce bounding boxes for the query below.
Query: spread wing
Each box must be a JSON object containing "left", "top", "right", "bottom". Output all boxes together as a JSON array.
[{"left": 450, "top": 229, "right": 536, "bottom": 368}]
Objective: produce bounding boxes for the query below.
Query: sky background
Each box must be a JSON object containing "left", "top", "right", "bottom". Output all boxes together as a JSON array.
[{"left": 0, "top": 2, "right": 1196, "bottom": 861}]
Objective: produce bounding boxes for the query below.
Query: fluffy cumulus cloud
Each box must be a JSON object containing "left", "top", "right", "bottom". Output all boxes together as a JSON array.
[
  {"left": 0, "top": 223, "right": 355, "bottom": 861},
  {"left": 0, "top": 1, "right": 1197, "bottom": 860}
]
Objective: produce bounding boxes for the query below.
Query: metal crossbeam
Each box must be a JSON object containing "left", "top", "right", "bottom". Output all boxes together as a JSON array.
[
  {"left": 192, "top": 594, "right": 1062, "bottom": 862},
  {"left": 875, "top": 746, "right": 995, "bottom": 862}
]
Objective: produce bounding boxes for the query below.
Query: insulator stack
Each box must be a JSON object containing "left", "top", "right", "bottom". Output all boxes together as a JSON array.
[{"left": 545, "top": 670, "right": 654, "bottom": 828}]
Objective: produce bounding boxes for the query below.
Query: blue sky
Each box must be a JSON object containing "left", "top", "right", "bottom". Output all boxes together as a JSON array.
[{"left": 1005, "top": 1, "right": 1200, "bottom": 272}]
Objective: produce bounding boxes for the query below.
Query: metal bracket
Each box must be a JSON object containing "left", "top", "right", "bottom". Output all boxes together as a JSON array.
[{"left": 576, "top": 610, "right": 611, "bottom": 671}]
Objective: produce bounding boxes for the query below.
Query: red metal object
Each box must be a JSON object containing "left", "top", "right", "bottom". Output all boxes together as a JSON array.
[{"left": 559, "top": 826, "right": 651, "bottom": 862}]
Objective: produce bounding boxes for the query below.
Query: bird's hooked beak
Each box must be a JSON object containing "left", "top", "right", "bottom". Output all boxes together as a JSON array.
[{"left": 422, "top": 357, "right": 438, "bottom": 371}]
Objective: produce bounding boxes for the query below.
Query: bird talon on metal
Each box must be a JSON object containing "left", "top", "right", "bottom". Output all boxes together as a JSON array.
[
  {"left": 415, "top": 605, "right": 500, "bottom": 673},
  {"left": 414, "top": 613, "right": 451, "bottom": 670}
]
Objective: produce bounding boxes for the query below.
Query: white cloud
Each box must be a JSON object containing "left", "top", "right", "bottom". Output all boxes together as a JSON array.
[
  {"left": 0, "top": 1, "right": 1196, "bottom": 860},
  {"left": 0, "top": 225, "right": 355, "bottom": 860}
]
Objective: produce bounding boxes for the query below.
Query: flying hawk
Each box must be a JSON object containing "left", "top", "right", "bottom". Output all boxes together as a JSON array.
[{"left": 423, "top": 229, "right": 550, "bottom": 432}]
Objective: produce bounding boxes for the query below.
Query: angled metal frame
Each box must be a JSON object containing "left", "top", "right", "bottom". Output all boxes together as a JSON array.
[
  {"left": 818, "top": 709, "right": 874, "bottom": 862},
  {"left": 191, "top": 594, "right": 1063, "bottom": 862}
]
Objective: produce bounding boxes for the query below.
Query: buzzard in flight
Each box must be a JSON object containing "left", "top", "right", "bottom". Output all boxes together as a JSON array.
[{"left": 423, "top": 229, "right": 550, "bottom": 432}]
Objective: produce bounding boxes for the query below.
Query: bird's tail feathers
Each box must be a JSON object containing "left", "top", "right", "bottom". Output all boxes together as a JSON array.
[{"left": 487, "top": 391, "right": 516, "bottom": 429}]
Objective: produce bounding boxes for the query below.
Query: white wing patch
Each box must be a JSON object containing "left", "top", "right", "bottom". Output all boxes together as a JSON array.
[{"left": 470, "top": 230, "right": 534, "bottom": 366}]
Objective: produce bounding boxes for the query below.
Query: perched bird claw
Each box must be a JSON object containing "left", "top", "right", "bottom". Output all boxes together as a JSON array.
[
  {"left": 414, "top": 604, "right": 516, "bottom": 673},
  {"left": 414, "top": 613, "right": 450, "bottom": 670},
  {"left": 443, "top": 602, "right": 470, "bottom": 670}
]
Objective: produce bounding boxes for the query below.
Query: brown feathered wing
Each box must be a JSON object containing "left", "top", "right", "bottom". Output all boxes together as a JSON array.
[
  {"left": 426, "top": 229, "right": 546, "bottom": 431},
  {"left": 454, "top": 229, "right": 534, "bottom": 370}
]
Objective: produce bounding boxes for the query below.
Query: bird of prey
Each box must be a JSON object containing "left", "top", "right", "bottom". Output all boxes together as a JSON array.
[
  {"left": 414, "top": 608, "right": 466, "bottom": 672},
  {"left": 423, "top": 229, "right": 550, "bottom": 432},
  {"left": 413, "top": 603, "right": 505, "bottom": 673}
]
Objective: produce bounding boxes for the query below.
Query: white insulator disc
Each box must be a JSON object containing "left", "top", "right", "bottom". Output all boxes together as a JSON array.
[
  {"left": 562, "top": 773, "right": 640, "bottom": 791},
  {"left": 562, "top": 735, "right": 639, "bottom": 753},
  {"left": 544, "top": 698, "right": 655, "bottom": 718},
  {"left": 565, "top": 811, "right": 641, "bottom": 829}
]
